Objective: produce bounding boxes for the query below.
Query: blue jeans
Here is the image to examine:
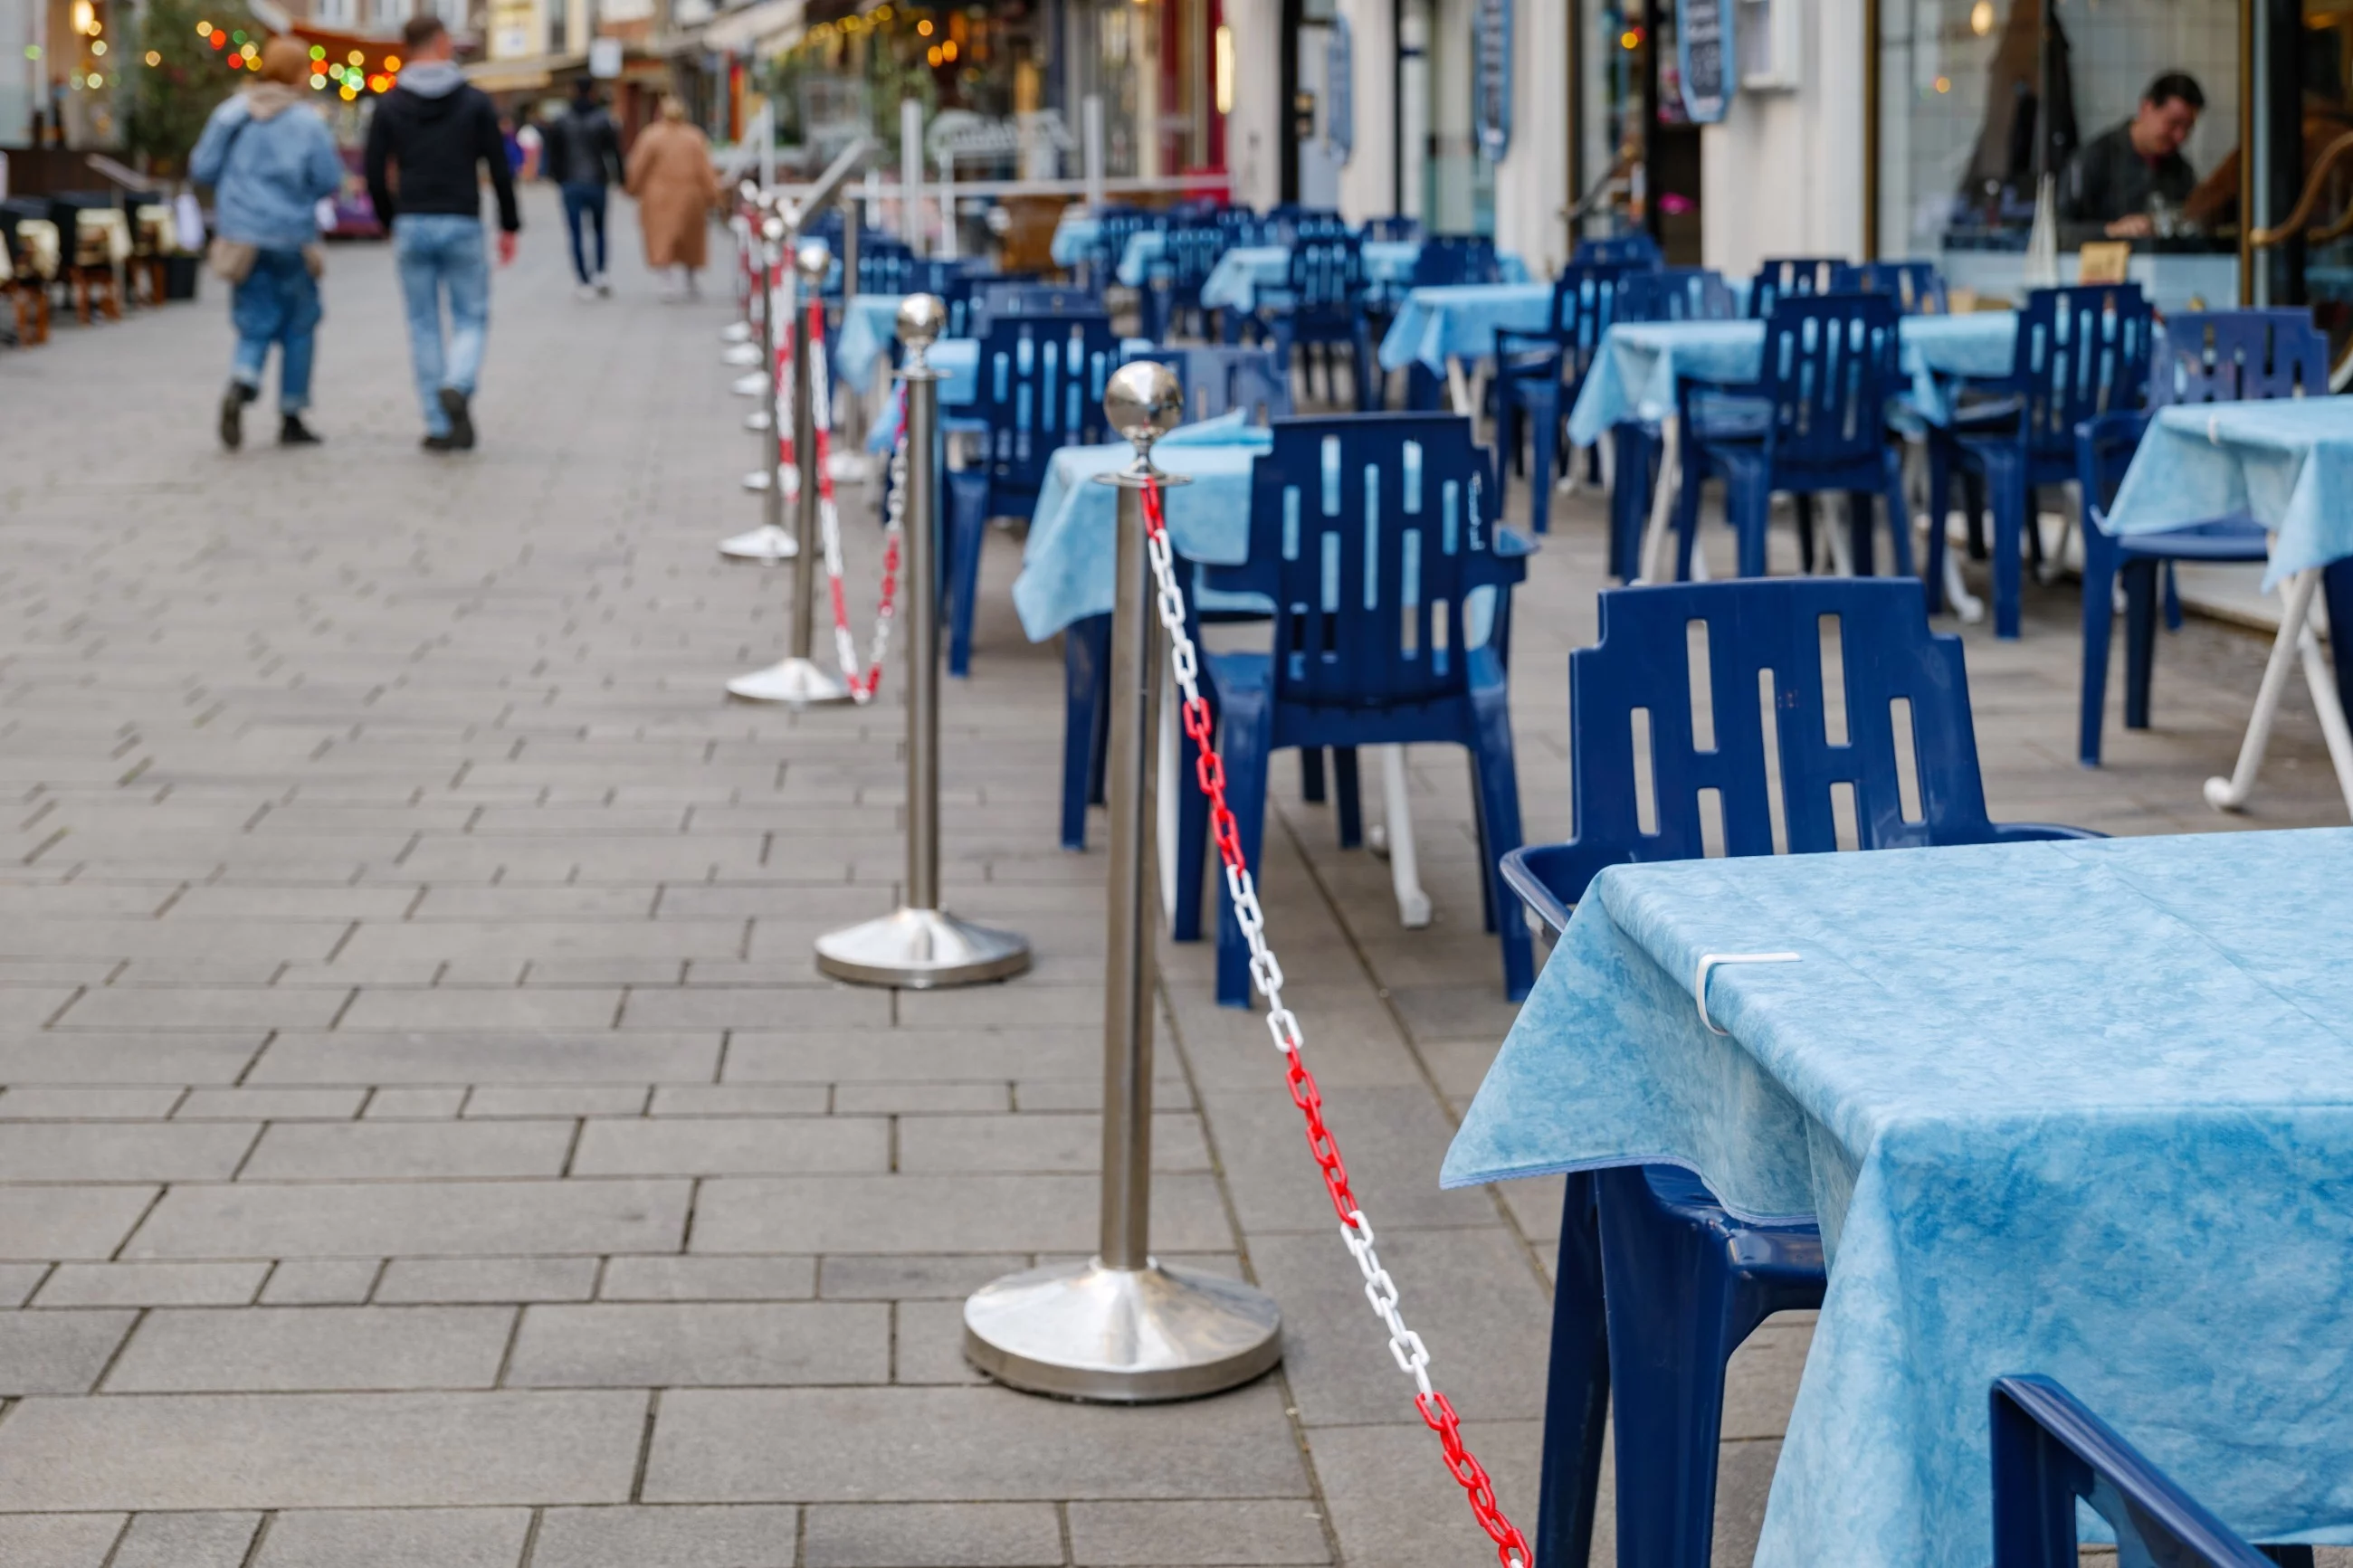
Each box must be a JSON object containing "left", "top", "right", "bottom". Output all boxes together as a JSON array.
[
  {"left": 229, "top": 249, "right": 320, "bottom": 413},
  {"left": 392, "top": 214, "right": 491, "bottom": 437},
  {"left": 560, "top": 182, "right": 606, "bottom": 283}
]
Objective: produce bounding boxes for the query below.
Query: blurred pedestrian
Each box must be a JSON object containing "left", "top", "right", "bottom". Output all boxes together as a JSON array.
[
  {"left": 543, "top": 76, "right": 623, "bottom": 299},
  {"left": 516, "top": 108, "right": 544, "bottom": 181},
  {"left": 188, "top": 33, "right": 344, "bottom": 451},
  {"left": 625, "top": 96, "right": 718, "bottom": 301},
  {"left": 364, "top": 14, "right": 520, "bottom": 452}
]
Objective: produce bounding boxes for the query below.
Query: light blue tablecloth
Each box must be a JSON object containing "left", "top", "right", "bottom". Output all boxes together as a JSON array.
[
  {"left": 1443, "top": 829, "right": 2353, "bottom": 1568},
  {"left": 1564, "top": 312, "right": 2021, "bottom": 446},
  {"left": 834, "top": 293, "right": 908, "bottom": 392},
  {"left": 856, "top": 335, "right": 1157, "bottom": 451},
  {"left": 1377, "top": 283, "right": 1557, "bottom": 375},
  {"left": 2103, "top": 400, "right": 2353, "bottom": 590},
  {"left": 1200, "top": 245, "right": 1532, "bottom": 316},
  {"left": 1014, "top": 416, "right": 1273, "bottom": 640}
]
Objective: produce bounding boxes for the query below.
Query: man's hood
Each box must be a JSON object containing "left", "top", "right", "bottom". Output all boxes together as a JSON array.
[{"left": 398, "top": 60, "right": 467, "bottom": 99}]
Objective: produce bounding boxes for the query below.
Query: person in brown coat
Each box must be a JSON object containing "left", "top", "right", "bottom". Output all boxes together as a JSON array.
[{"left": 625, "top": 97, "right": 719, "bottom": 300}]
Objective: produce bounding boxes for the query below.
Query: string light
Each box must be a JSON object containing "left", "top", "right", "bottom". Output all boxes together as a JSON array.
[{"left": 143, "top": 48, "right": 158, "bottom": 63}]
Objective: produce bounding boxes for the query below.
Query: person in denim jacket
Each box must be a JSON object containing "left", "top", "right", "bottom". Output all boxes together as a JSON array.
[{"left": 189, "top": 34, "right": 345, "bottom": 450}]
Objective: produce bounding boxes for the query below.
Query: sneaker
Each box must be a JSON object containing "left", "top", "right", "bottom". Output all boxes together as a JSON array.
[
  {"left": 218, "top": 381, "right": 256, "bottom": 451},
  {"left": 595, "top": 273, "right": 611, "bottom": 298},
  {"left": 437, "top": 386, "right": 475, "bottom": 451},
  {"left": 576, "top": 282, "right": 597, "bottom": 301},
  {"left": 279, "top": 413, "right": 322, "bottom": 446},
  {"left": 421, "top": 432, "right": 459, "bottom": 452}
]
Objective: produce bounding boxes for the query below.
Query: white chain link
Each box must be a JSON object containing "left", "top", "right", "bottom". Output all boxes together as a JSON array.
[{"left": 1138, "top": 499, "right": 1507, "bottom": 1564}]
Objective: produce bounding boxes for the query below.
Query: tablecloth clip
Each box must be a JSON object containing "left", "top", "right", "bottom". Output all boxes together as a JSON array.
[
  {"left": 1695, "top": 952, "right": 1803, "bottom": 1035},
  {"left": 2208, "top": 415, "right": 2223, "bottom": 445}
]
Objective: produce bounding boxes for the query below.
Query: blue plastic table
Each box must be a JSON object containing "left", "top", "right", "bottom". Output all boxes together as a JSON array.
[
  {"left": 2103, "top": 399, "right": 2353, "bottom": 816},
  {"left": 834, "top": 293, "right": 908, "bottom": 393},
  {"left": 1446, "top": 828, "right": 2353, "bottom": 1568},
  {"left": 1195, "top": 243, "right": 1531, "bottom": 313},
  {"left": 1374, "top": 283, "right": 1557, "bottom": 416}
]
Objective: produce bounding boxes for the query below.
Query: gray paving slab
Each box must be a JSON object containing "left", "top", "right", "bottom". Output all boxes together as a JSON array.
[
  {"left": 529, "top": 1505, "right": 800, "bottom": 1568},
  {"left": 0, "top": 1263, "right": 52, "bottom": 1307},
  {"left": 376, "top": 1257, "right": 601, "bottom": 1304},
  {"left": 32, "top": 1260, "right": 270, "bottom": 1307},
  {"left": 102, "top": 1306, "right": 515, "bottom": 1392},
  {"left": 690, "top": 1174, "right": 1236, "bottom": 1254},
  {"left": 259, "top": 1260, "right": 383, "bottom": 1306},
  {"left": 506, "top": 1301, "right": 889, "bottom": 1386},
  {"left": 125, "top": 1179, "right": 690, "bottom": 1259},
  {"left": 644, "top": 1384, "right": 1312, "bottom": 1502},
  {"left": 801, "top": 1502, "right": 1064, "bottom": 1566},
  {"left": 1066, "top": 1501, "right": 1334, "bottom": 1565},
  {"left": 248, "top": 1506, "right": 533, "bottom": 1568},
  {"left": 598, "top": 1255, "right": 818, "bottom": 1302},
  {"left": 0, "top": 1391, "right": 648, "bottom": 1510},
  {"left": 248, "top": 1031, "right": 715, "bottom": 1084},
  {"left": 0, "top": 1184, "right": 159, "bottom": 1260},
  {"left": 109, "top": 1511, "right": 263, "bottom": 1568},
  {"left": 569, "top": 1116, "right": 889, "bottom": 1175},
  {"left": 0, "top": 1120, "right": 259, "bottom": 1182},
  {"left": 0, "top": 1514, "right": 126, "bottom": 1568},
  {"left": 0, "top": 1307, "right": 138, "bottom": 1393},
  {"left": 239, "top": 1120, "right": 578, "bottom": 1180}
]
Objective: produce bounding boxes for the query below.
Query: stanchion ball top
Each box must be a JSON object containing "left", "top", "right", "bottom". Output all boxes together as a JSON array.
[
  {"left": 795, "top": 241, "right": 833, "bottom": 281},
  {"left": 760, "top": 214, "right": 787, "bottom": 243},
  {"left": 898, "top": 294, "right": 948, "bottom": 352},
  {"left": 1104, "top": 361, "right": 1185, "bottom": 450}
]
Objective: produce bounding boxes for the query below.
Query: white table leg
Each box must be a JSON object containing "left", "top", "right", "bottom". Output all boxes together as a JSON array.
[
  {"left": 1446, "top": 358, "right": 1473, "bottom": 418},
  {"left": 2205, "top": 567, "right": 2325, "bottom": 813},
  {"left": 1377, "top": 745, "right": 1433, "bottom": 929},
  {"left": 1636, "top": 415, "right": 1682, "bottom": 584}
]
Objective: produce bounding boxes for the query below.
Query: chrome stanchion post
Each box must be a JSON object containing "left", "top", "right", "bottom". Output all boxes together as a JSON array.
[
  {"left": 814, "top": 297, "right": 1032, "bottom": 989},
  {"left": 721, "top": 184, "right": 762, "bottom": 360},
  {"left": 728, "top": 239, "right": 852, "bottom": 706},
  {"left": 721, "top": 207, "right": 797, "bottom": 563},
  {"left": 961, "top": 362, "right": 1282, "bottom": 1402}
]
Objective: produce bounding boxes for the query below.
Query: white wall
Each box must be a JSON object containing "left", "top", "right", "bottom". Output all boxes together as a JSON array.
[
  {"left": 1491, "top": 0, "right": 1570, "bottom": 272},
  {"left": 1224, "top": 0, "right": 1282, "bottom": 210},
  {"left": 1700, "top": 0, "right": 1869, "bottom": 275}
]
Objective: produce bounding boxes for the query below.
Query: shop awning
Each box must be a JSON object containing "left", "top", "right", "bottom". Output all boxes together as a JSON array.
[
  {"left": 465, "top": 52, "right": 586, "bottom": 92},
  {"left": 698, "top": 0, "right": 803, "bottom": 53}
]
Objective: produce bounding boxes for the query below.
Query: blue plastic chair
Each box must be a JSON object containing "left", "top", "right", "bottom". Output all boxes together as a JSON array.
[
  {"left": 1605, "top": 269, "right": 1743, "bottom": 581},
  {"left": 1365, "top": 215, "right": 1424, "bottom": 242},
  {"left": 1263, "top": 233, "right": 1376, "bottom": 411},
  {"left": 943, "top": 313, "right": 1120, "bottom": 677},
  {"left": 974, "top": 281, "right": 1101, "bottom": 330},
  {"left": 1830, "top": 259, "right": 1948, "bottom": 314},
  {"left": 1143, "top": 223, "right": 1227, "bottom": 342},
  {"left": 1991, "top": 1377, "right": 2282, "bottom": 1568},
  {"left": 1186, "top": 414, "right": 1535, "bottom": 1003},
  {"left": 1746, "top": 256, "right": 1843, "bottom": 318},
  {"left": 2075, "top": 309, "right": 2327, "bottom": 765},
  {"left": 1087, "top": 207, "right": 1159, "bottom": 290},
  {"left": 1491, "top": 264, "right": 1634, "bottom": 536},
  {"left": 1414, "top": 234, "right": 1505, "bottom": 287},
  {"left": 1928, "top": 283, "right": 2153, "bottom": 638},
  {"left": 1672, "top": 293, "right": 1917, "bottom": 582},
  {"left": 1574, "top": 232, "right": 1663, "bottom": 267},
  {"left": 1502, "top": 579, "right": 2096, "bottom": 1568}
]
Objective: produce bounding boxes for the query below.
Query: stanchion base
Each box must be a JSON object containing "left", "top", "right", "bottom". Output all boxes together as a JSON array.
[
  {"left": 719, "top": 524, "right": 798, "bottom": 562},
  {"left": 722, "top": 321, "right": 754, "bottom": 344},
  {"left": 826, "top": 450, "right": 872, "bottom": 483},
  {"left": 727, "top": 657, "right": 851, "bottom": 706},
  {"left": 745, "top": 410, "right": 772, "bottom": 432},
  {"left": 732, "top": 372, "right": 768, "bottom": 398},
  {"left": 963, "top": 1259, "right": 1282, "bottom": 1403},
  {"left": 815, "top": 907, "right": 1031, "bottom": 988},
  {"left": 722, "top": 342, "right": 762, "bottom": 367},
  {"left": 743, "top": 469, "right": 786, "bottom": 493}
]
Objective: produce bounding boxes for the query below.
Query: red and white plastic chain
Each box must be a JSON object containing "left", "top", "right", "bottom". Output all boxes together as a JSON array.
[
  {"left": 1138, "top": 477, "right": 1532, "bottom": 1568},
  {"left": 803, "top": 295, "right": 900, "bottom": 705}
]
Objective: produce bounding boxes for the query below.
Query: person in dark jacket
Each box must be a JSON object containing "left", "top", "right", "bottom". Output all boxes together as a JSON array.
[
  {"left": 364, "top": 14, "right": 521, "bottom": 452},
  {"left": 2060, "top": 72, "right": 2205, "bottom": 242},
  {"left": 543, "top": 77, "right": 623, "bottom": 298}
]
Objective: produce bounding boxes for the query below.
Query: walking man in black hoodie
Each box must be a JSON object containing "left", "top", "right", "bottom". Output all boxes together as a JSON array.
[{"left": 364, "top": 14, "right": 520, "bottom": 451}]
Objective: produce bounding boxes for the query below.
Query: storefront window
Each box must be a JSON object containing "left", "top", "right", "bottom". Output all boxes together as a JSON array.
[
  {"left": 1400, "top": 0, "right": 1494, "bottom": 235},
  {"left": 1876, "top": 0, "right": 2242, "bottom": 306}
]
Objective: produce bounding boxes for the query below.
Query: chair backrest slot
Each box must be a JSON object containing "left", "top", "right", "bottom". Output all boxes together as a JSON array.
[
  {"left": 1817, "top": 613, "right": 1848, "bottom": 747},
  {"left": 1630, "top": 707, "right": 1660, "bottom": 836},
  {"left": 1829, "top": 780, "right": 1861, "bottom": 851},
  {"left": 1757, "top": 667, "right": 1790, "bottom": 854},
  {"left": 1686, "top": 619, "right": 1717, "bottom": 752},
  {"left": 1697, "top": 787, "right": 1728, "bottom": 858},
  {"left": 1889, "top": 697, "right": 1923, "bottom": 823}
]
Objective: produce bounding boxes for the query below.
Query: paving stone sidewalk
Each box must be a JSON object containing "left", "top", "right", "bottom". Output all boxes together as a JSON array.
[{"left": 0, "top": 186, "right": 2345, "bottom": 1568}]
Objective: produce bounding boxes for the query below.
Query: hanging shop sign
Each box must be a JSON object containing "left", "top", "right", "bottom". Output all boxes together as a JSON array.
[
  {"left": 1327, "top": 15, "right": 1354, "bottom": 164},
  {"left": 1678, "top": 0, "right": 1733, "bottom": 122},
  {"left": 1473, "top": 0, "right": 1510, "bottom": 158}
]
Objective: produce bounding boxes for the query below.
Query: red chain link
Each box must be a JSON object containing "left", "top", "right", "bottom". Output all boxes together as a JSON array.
[{"left": 1141, "top": 479, "right": 1530, "bottom": 1568}]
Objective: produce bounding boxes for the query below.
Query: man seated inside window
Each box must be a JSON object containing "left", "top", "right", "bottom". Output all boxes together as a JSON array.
[{"left": 2061, "top": 71, "right": 2205, "bottom": 242}]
